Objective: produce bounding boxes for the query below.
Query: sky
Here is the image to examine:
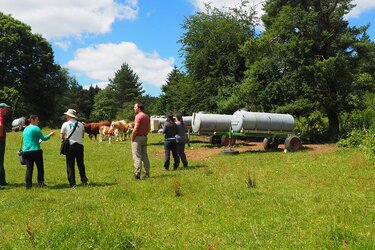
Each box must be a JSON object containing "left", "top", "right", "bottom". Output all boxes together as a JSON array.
[{"left": 1, "top": 0, "right": 375, "bottom": 97}]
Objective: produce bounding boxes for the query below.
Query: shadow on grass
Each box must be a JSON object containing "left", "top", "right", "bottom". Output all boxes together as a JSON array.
[{"left": 49, "top": 182, "right": 117, "bottom": 189}]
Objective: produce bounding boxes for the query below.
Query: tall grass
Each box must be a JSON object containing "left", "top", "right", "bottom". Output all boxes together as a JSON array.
[{"left": 1, "top": 129, "right": 375, "bottom": 249}]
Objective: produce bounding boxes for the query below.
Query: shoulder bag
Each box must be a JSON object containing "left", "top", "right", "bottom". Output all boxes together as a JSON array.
[{"left": 60, "top": 121, "right": 78, "bottom": 155}]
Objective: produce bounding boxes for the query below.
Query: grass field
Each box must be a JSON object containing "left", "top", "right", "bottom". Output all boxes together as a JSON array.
[{"left": 1, "top": 129, "right": 375, "bottom": 249}]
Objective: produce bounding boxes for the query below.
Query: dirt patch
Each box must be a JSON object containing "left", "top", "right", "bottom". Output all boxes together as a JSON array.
[{"left": 155, "top": 141, "right": 337, "bottom": 161}]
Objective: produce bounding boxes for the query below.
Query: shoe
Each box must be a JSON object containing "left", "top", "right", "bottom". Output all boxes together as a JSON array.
[
  {"left": 38, "top": 182, "right": 47, "bottom": 188},
  {"left": 183, "top": 165, "right": 188, "bottom": 169},
  {"left": 164, "top": 167, "right": 169, "bottom": 171},
  {"left": 70, "top": 184, "right": 77, "bottom": 188},
  {"left": 82, "top": 181, "right": 89, "bottom": 186},
  {"left": 133, "top": 175, "right": 140, "bottom": 180},
  {"left": 141, "top": 173, "right": 150, "bottom": 179},
  {"left": 0, "top": 182, "right": 8, "bottom": 186},
  {"left": 25, "top": 186, "right": 32, "bottom": 189},
  {"left": 173, "top": 167, "right": 179, "bottom": 171}
]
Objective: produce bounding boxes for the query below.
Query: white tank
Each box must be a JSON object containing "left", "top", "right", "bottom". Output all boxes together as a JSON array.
[
  {"left": 182, "top": 116, "right": 192, "bottom": 130},
  {"left": 231, "top": 111, "right": 294, "bottom": 132},
  {"left": 150, "top": 116, "right": 167, "bottom": 132},
  {"left": 192, "top": 113, "right": 232, "bottom": 133}
]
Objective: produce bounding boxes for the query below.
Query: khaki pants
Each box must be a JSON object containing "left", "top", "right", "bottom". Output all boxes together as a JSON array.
[{"left": 131, "top": 136, "right": 150, "bottom": 177}]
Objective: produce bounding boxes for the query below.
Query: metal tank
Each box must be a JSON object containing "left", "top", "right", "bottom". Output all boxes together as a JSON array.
[
  {"left": 150, "top": 116, "right": 166, "bottom": 132},
  {"left": 231, "top": 111, "right": 294, "bottom": 133},
  {"left": 182, "top": 116, "right": 192, "bottom": 130},
  {"left": 192, "top": 113, "right": 232, "bottom": 134}
]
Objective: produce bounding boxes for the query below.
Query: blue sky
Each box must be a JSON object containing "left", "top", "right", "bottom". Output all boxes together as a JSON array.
[{"left": 1, "top": 0, "right": 375, "bottom": 97}]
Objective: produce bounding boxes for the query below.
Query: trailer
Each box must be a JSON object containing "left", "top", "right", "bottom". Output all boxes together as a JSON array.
[{"left": 192, "top": 111, "right": 302, "bottom": 151}]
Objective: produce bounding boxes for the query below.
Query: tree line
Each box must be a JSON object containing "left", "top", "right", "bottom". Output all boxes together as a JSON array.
[{"left": 1, "top": 0, "right": 375, "bottom": 141}]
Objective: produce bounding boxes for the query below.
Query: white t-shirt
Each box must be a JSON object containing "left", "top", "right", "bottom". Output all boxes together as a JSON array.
[{"left": 60, "top": 119, "right": 84, "bottom": 145}]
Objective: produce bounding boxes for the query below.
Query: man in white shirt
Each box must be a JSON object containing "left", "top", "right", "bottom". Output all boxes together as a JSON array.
[{"left": 60, "top": 109, "right": 88, "bottom": 188}]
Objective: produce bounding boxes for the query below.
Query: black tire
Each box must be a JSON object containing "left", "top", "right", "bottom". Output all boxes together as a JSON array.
[
  {"left": 263, "top": 138, "right": 270, "bottom": 150},
  {"left": 284, "top": 136, "right": 302, "bottom": 152},
  {"left": 209, "top": 135, "right": 222, "bottom": 144},
  {"left": 221, "top": 135, "right": 236, "bottom": 146},
  {"left": 263, "top": 138, "right": 279, "bottom": 150}
]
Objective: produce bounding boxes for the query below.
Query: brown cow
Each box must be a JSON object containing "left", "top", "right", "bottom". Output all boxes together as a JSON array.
[
  {"left": 83, "top": 121, "right": 111, "bottom": 140},
  {"left": 99, "top": 125, "right": 115, "bottom": 144},
  {"left": 110, "top": 120, "right": 129, "bottom": 141}
]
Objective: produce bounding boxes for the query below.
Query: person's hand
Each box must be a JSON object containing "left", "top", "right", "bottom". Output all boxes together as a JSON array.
[{"left": 49, "top": 131, "right": 56, "bottom": 136}]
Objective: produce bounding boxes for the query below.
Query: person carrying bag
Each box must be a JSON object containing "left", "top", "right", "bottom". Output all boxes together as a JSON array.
[{"left": 60, "top": 121, "right": 78, "bottom": 155}]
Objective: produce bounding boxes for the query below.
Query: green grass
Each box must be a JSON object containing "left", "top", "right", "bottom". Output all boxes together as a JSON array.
[{"left": 1, "top": 129, "right": 375, "bottom": 249}]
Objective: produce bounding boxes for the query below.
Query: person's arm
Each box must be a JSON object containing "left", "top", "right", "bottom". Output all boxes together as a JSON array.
[
  {"left": 0, "top": 122, "right": 3, "bottom": 138},
  {"left": 131, "top": 122, "right": 139, "bottom": 141},
  {"left": 36, "top": 127, "right": 55, "bottom": 141},
  {"left": 60, "top": 124, "right": 65, "bottom": 139}
]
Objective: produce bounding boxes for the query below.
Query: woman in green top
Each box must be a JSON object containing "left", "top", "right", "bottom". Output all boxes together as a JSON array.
[{"left": 23, "top": 115, "right": 55, "bottom": 189}]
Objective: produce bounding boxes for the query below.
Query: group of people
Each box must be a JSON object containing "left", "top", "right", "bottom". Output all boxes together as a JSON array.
[
  {"left": 0, "top": 101, "right": 188, "bottom": 187},
  {"left": 0, "top": 103, "right": 88, "bottom": 189}
]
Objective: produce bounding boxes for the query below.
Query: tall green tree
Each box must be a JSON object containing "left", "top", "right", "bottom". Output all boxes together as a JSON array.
[
  {"left": 237, "top": 0, "right": 375, "bottom": 140},
  {"left": 109, "top": 63, "right": 144, "bottom": 119},
  {"left": 156, "top": 66, "right": 193, "bottom": 115},
  {"left": 91, "top": 63, "right": 144, "bottom": 120},
  {"left": 0, "top": 12, "right": 68, "bottom": 122},
  {"left": 179, "top": 2, "right": 257, "bottom": 113}
]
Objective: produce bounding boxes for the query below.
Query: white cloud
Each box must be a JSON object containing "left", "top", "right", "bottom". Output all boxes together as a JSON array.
[
  {"left": 67, "top": 42, "right": 174, "bottom": 88},
  {"left": 189, "top": 0, "right": 375, "bottom": 20},
  {"left": 0, "top": 0, "right": 139, "bottom": 39},
  {"left": 54, "top": 40, "right": 71, "bottom": 51},
  {"left": 347, "top": 0, "right": 375, "bottom": 18}
]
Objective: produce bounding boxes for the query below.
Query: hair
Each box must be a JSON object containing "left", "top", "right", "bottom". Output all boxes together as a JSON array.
[
  {"left": 29, "top": 115, "right": 38, "bottom": 121},
  {"left": 176, "top": 116, "right": 184, "bottom": 124},
  {"left": 136, "top": 102, "right": 144, "bottom": 111}
]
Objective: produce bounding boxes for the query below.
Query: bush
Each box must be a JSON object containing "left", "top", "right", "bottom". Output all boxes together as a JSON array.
[{"left": 338, "top": 129, "right": 375, "bottom": 161}]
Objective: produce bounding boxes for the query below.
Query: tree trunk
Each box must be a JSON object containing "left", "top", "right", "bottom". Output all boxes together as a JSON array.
[{"left": 327, "top": 109, "right": 339, "bottom": 141}]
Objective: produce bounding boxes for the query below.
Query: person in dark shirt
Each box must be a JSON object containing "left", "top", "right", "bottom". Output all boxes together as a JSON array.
[
  {"left": 162, "top": 115, "right": 179, "bottom": 170},
  {"left": 0, "top": 103, "right": 10, "bottom": 186},
  {"left": 175, "top": 114, "right": 188, "bottom": 169}
]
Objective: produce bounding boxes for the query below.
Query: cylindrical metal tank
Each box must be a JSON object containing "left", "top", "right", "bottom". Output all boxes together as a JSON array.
[
  {"left": 182, "top": 116, "right": 192, "bottom": 130},
  {"left": 231, "top": 111, "right": 294, "bottom": 132},
  {"left": 192, "top": 113, "right": 232, "bottom": 133}
]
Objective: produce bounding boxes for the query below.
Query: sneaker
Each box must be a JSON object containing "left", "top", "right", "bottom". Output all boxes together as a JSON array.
[
  {"left": 133, "top": 175, "right": 140, "bottom": 180},
  {"left": 82, "top": 181, "right": 89, "bottom": 186},
  {"left": 0, "top": 182, "right": 8, "bottom": 186},
  {"left": 141, "top": 173, "right": 150, "bottom": 179},
  {"left": 70, "top": 184, "right": 77, "bottom": 188},
  {"left": 38, "top": 182, "right": 47, "bottom": 188}
]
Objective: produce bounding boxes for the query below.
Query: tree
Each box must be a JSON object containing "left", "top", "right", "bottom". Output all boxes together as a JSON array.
[
  {"left": 91, "top": 63, "right": 144, "bottom": 121},
  {"left": 0, "top": 12, "right": 68, "bottom": 122},
  {"left": 179, "top": 2, "right": 257, "bottom": 113},
  {"left": 108, "top": 63, "right": 144, "bottom": 118},
  {"left": 237, "top": 0, "right": 375, "bottom": 140},
  {"left": 90, "top": 88, "right": 117, "bottom": 121}
]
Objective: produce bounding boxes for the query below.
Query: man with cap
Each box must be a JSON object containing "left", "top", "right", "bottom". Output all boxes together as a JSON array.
[
  {"left": 0, "top": 103, "right": 10, "bottom": 186},
  {"left": 60, "top": 109, "right": 88, "bottom": 187}
]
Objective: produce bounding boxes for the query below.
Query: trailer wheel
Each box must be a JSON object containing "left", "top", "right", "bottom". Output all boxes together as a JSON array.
[
  {"left": 209, "top": 135, "right": 222, "bottom": 144},
  {"left": 221, "top": 135, "right": 236, "bottom": 146},
  {"left": 263, "top": 138, "right": 279, "bottom": 150},
  {"left": 284, "top": 136, "right": 302, "bottom": 152}
]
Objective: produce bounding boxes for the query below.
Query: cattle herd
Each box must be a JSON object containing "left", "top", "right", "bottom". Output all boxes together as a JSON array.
[{"left": 83, "top": 120, "right": 134, "bottom": 144}]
